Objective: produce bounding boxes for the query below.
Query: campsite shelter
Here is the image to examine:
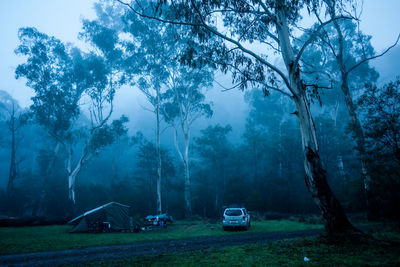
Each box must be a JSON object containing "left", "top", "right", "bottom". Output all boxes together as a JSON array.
[{"left": 68, "top": 202, "right": 130, "bottom": 233}]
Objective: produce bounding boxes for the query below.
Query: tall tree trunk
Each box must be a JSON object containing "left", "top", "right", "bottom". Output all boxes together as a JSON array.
[
  {"left": 183, "top": 129, "right": 192, "bottom": 217},
  {"left": 294, "top": 92, "right": 354, "bottom": 233},
  {"left": 173, "top": 126, "right": 192, "bottom": 218},
  {"left": 156, "top": 87, "right": 162, "bottom": 215},
  {"left": 276, "top": 3, "right": 354, "bottom": 234},
  {"left": 67, "top": 145, "right": 89, "bottom": 206},
  {"left": 341, "top": 73, "right": 374, "bottom": 219},
  {"left": 165, "top": 172, "right": 169, "bottom": 214},
  {"left": 328, "top": 3, "right": 375, "bottom": 220},
  {"left": 183, "top": 161, "right": 191, "bottom": 217}
]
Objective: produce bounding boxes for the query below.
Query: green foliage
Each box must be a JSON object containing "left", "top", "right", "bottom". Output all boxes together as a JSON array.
[
  {"left": 240, "top": 90, "right": 311, "bottom": 213},
  {"left": 193, "top": 124, "right": 232, "bottom": 215},
  {"left": 80, "top": 19, "right": 122, "bottom": 63},
  {"left": 358, "top": 80, "right": 400, "bottom": 161},
  {"left": 14, "top": 22, "right": 128, "bottom": 214},
  {"left": 358, "top": 79, "right": 400, "bottom": 219},
  {"left": 88, "top": 116, "right": 129, "bottom": 152},
  {"left": 15, "top": 27, "right": 80, "bottom": 141},
  {"left": 111, "top": 115, "right": 129, "bottom": 136},
  {"left": 195, "top": 124, "right": 232, "bottom": 160}
]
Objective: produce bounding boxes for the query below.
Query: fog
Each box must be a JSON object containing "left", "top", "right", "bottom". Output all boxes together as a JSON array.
[{"left": 0, "top": 0, "right": 399, "bottom": 229}]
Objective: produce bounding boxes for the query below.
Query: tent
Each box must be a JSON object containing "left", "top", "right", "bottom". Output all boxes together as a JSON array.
[{"left": 68, "top": 202, "right": 130, "bottom": 233}]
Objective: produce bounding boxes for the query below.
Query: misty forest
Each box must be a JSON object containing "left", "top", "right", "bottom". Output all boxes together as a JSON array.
[{"left": 0, "top": 0, "right": 400, "bottom": 265}]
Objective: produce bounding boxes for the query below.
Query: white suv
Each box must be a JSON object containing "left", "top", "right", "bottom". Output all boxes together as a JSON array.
[{"left": 222, "top": 207, "right": 251, "bottom": 230}]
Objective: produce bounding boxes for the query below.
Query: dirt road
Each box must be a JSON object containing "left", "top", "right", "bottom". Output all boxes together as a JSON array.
[{"left": 0, "top": 228, "right": 326, "bottom": 266}]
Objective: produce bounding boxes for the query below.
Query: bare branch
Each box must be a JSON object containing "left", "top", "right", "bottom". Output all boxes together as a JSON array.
[
  {"left": 214, "top": 79, "right": 244, "bottom": 92},
  {"left": 294, "top": 15, "right": 354, "bottom": 71},
  {"left": 264, "top": 84, "right": 293, "bottom": 98},
  {"left": 90, "top": 101, "right": 113, "bottom": 134},
  {"left": 221, "top": 61, "right": 293, "bottom": 98},
  {"left": 347, "top": 33, "right": 400, "bottom": 74},
  {"left": 116, "top": 0, "right": 203, "bottom": 27}
]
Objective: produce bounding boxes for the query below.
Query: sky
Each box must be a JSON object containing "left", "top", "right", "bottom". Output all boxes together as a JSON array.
[{"left": 0, "top": 0, "right": 399, "bottom": 139}]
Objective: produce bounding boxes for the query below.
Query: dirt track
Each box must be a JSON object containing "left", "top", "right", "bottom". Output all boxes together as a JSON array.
[{"left": 0, "top": 228, "right": 325, "bottom": 266}]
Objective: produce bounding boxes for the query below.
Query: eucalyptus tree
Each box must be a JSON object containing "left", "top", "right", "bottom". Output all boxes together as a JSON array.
[
  {"left": 91, "top": 1, "right": 214, "bottom": 215},
  {"left": 15, "top": 26, "right": 127, "bottom": 207},
  {"left": 116, "top": 0, "right": 357, "bottom": 234},
  {"left": 84, "top": 2, "right": 177, "bottom": 214},
  {"left": 15, "top": 27, "right": 80, "bottom": 161},
  {"left": 64, "top": 20, "right": 127, "bottom": 206},
  {"left": 162, "top": 66, "right": 213, "bottom": 217},
  {"left": 15, "top": 27, "right": 82, "bottom": 214},
  {"left": 304, "top": 2, "right": 399, "bottom": 218},
  {"left": 122, "top": 12, "right": 176, "bottom": 215}
]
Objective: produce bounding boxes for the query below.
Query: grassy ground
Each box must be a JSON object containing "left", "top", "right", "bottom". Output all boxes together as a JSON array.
[
  {"left": 0, "top": 219, "right": 322, "bottom": 254},
  {"left": 82, "top": 230, "right": 400, "bottom": 267}
]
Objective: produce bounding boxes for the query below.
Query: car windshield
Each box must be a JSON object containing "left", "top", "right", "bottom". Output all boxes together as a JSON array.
[{"left": 225, "top": 209, "right": 242, "bottom": 216}]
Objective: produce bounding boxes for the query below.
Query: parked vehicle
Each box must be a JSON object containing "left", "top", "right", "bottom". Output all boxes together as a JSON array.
[{"left": 222, "top": 207, "right": 251, "bottom": 230}]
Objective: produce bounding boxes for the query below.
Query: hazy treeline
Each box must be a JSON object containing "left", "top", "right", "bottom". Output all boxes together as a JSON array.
[
  {"left": 0, "top": 0, "right": 399, "bottom": 226},
  {"left": 1, "top": 85, "right": 397, "bottom": 220}
]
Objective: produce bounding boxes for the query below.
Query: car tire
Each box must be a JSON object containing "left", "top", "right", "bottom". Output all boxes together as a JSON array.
[{"left": 223, "top": 226, "right": 227, "bottom": 231}]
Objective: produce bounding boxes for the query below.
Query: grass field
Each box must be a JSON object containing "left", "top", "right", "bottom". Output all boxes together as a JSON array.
[
  {"left": 85, "top": 230, "right": 400, "bottom": 266},
  {"left": 0, "top": 219, "right": 322, "bottom": 254}
]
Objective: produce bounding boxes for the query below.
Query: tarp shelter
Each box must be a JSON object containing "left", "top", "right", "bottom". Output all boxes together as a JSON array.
[{"left": 68, "top": 202, "right": 130, "bottom": 233}]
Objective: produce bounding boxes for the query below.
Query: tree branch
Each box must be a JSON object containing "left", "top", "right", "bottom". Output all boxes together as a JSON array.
[
  {"left": 214, "top": 79, "right": 244, "bottom": 92},
  {"left": 347, "top": 33, "right": 400, "bottom": 74},
  {"left": 294, "top": 15, "right": 353, "bottom": 71},
  {"left": 116, "top": 0, "right": 293, "bottom": 94}
]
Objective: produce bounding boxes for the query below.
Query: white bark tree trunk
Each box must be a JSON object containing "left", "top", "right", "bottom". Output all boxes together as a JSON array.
[
  {"left": 327, "top": 3, "right": 375, "bottom": 220},
  {"left": 183, "top": 128, "right": 192, "bottom": 217},
  {"left": 173, "top": 124, "right": 192, "bottom": 217},
  {"left": 276, "top": 2, "right": 354, "bottom": 234},
  {"left": 67, "top": 145, "right": 89, "bottom": 204},
  {"left": 341, "top": 72, "right": 374, "bottom": 219},
  {"left": 156, "top": 86, "right": 162, "bottom": 215}
]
